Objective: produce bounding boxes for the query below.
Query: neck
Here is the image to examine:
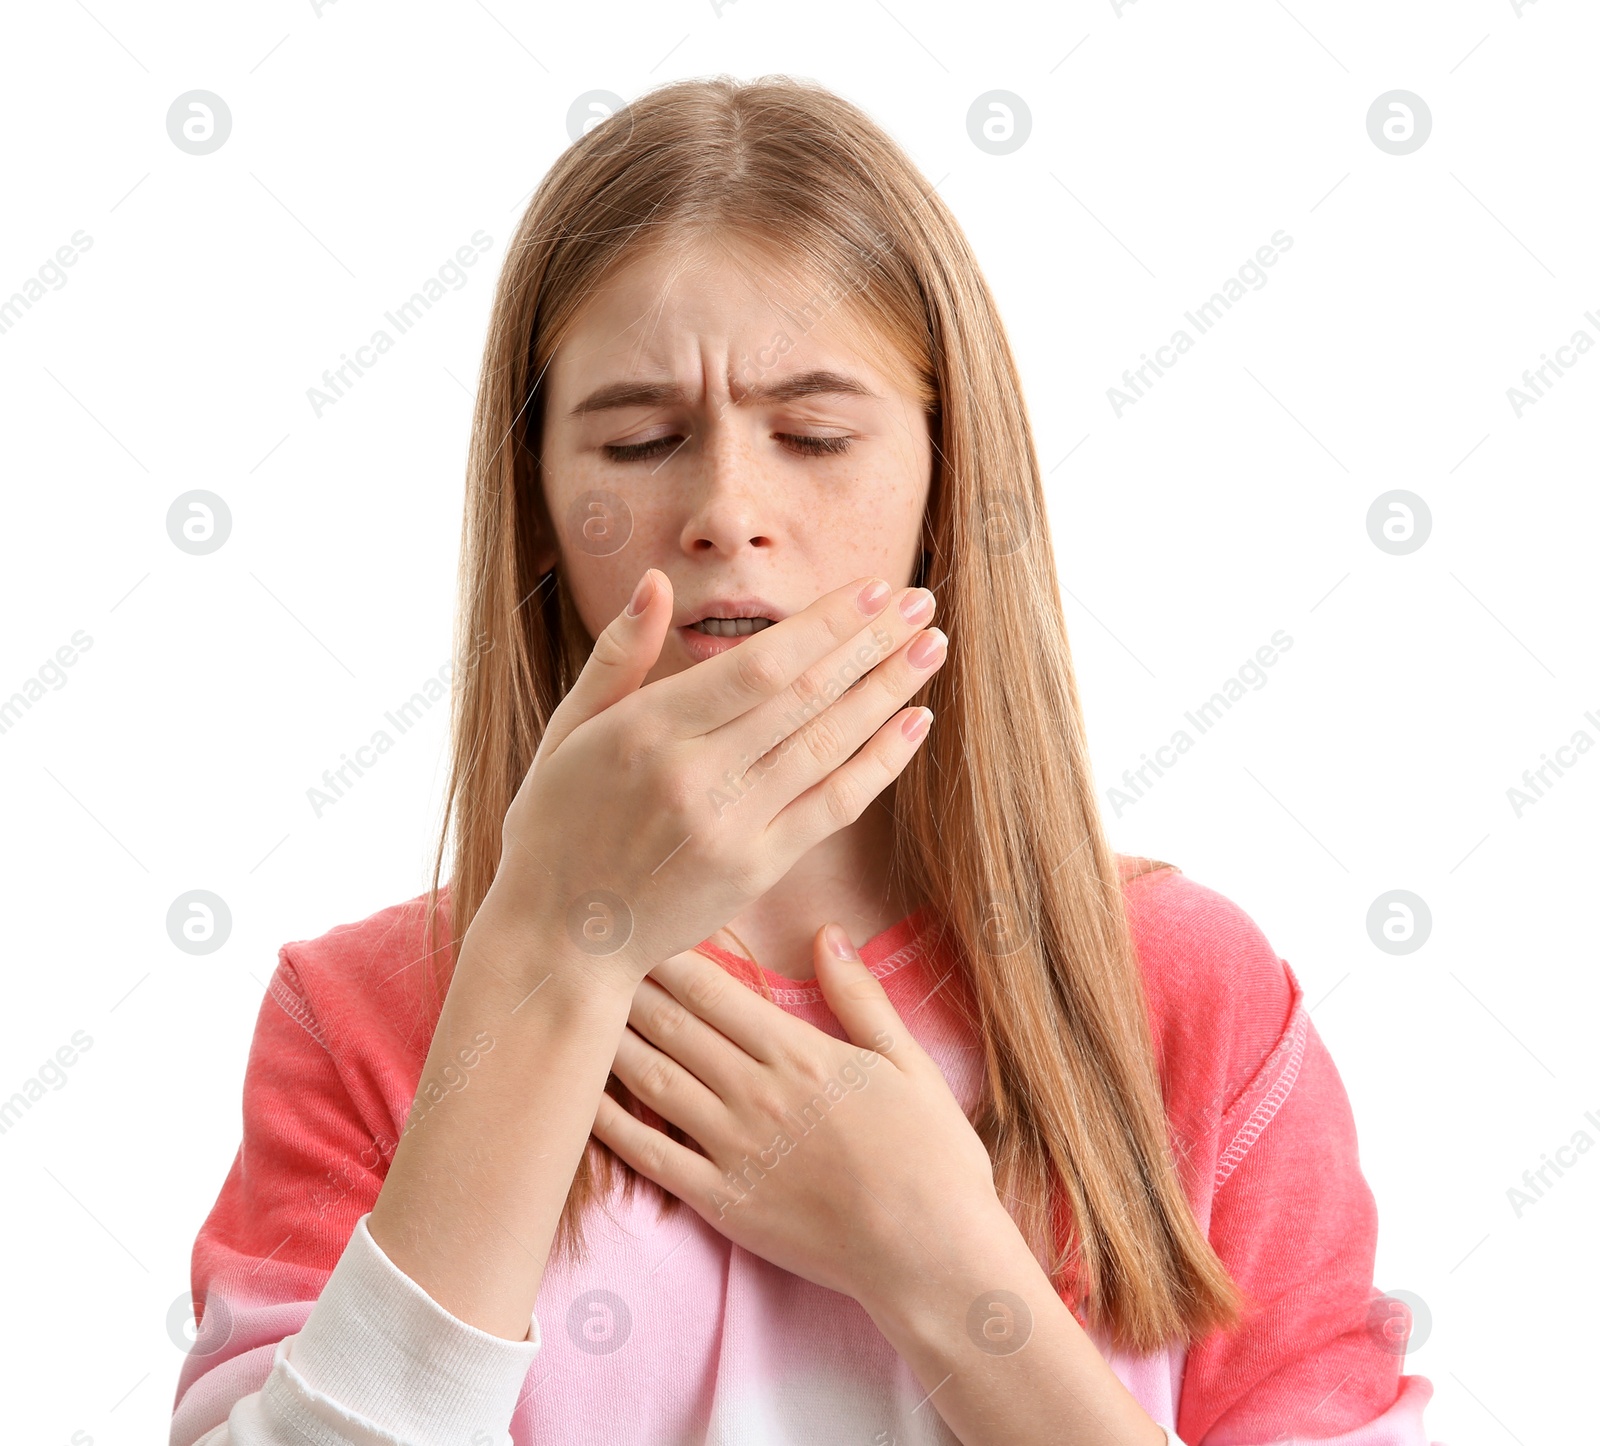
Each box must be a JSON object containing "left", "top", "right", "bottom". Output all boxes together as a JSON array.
[{"left": 717, "top": 797, "right": 916, "bottom": 982}]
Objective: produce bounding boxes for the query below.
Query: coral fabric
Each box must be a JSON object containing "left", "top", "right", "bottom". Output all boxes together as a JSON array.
[{"left": 170, "top": 866, "right": 1439, "bottom": 1445}]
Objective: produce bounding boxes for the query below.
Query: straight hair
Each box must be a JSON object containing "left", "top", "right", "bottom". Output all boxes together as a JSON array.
[{"left": 421, "top": 74, "right": 1243, "bottom": 1354}]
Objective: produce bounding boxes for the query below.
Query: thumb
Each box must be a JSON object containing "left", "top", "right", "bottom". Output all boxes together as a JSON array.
[
  {"left": 814, "top": 923, "right": 909, "bottom": 1061},
  {"left": 541, "top": 568, "right": 672, "bottom": 757}
]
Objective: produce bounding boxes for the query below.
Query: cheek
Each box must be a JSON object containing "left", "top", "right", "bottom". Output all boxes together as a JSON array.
[
  {"left": 551, "top": 483, "right": 680, "bottom": 639},
  {"left": 544, "top": 445, "right": 635, "bottom": 559},
  {"left": 819, "top": 435, "right": 934, "bottom": 543},
  {"left": 544, "top": 441, "right": 668, "bottom": 569},
  {"left": 799, "top": 457, "right": 928, "bottom": 576}
]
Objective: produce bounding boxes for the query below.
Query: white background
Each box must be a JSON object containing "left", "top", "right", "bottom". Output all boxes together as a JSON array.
[{"left": 1, "top": 1, "right": 1594, "bottom": 1442}]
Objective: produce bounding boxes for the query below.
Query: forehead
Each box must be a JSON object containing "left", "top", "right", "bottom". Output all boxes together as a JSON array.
[{"left": 546, "top": 238, "right": 917, "bottom": 401}]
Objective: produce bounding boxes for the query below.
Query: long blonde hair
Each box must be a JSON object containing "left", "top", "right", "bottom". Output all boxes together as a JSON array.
[{"left": 422, "top": 74, "right": 1242, "bottom": 1354}]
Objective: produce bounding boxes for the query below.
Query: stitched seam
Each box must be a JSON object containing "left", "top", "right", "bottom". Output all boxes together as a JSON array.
[
  {"left": 1214, "top": 1002, "right": 1307, "bottom": 1189},
  {"left": 269, "top": 966, "right": 332, "bottom": 1054},
  {"left": 767, "top": 935, "right": 930, "bottom": 1005},
  {"left": 263, "top": 1350, "right": 409, "bottom": 1446}
]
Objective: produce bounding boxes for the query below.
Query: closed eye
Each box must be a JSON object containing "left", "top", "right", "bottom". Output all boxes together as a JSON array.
[
  {"left": 602, "top": 433, "right": 853, "bottom": 462},
  {"left": 603, "top": 435, "right": 684, "bottom": 462},
  {"left": 776, "top": 433, "right": 851, "bottom": 456}
]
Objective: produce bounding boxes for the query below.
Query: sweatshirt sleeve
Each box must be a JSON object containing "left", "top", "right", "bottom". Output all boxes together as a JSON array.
[
  {"left": 1173, "top": 957, "right": 1437, "bottom": 1445},
  {"left": 171, "top": 955, "right": 541, "bottom": 1446}
]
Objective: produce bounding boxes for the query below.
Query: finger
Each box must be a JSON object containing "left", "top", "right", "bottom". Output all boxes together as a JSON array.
[
  {"left": 727, "top": 625, "right": 946, "bottom": 824},
  {"left": 714, "top": 586, "right": 938, "bottom": 772},
  {"left": 538, "top": 568, "right": 673, "bottom": 759},
  {"left": 611, "top": 1026, "right": 726, "bottom": 1140},
  {"left": 765, "top": 702, "right": 934, "bottom": 860},
  {"left": 647, "top": 949, "right": 793, "bottom": 1064},
  {"left": 592, "top": 1091, "right": 720, "bottom": 1204},
  {"left": 628, "top": 974, "right": 764, "bottom": 1098},
  {"left": 653, "top": 576, "right": 906, "bottom": 736},
  {"left": 812, "top": 924, "right": 920, "bottom": 1067}
]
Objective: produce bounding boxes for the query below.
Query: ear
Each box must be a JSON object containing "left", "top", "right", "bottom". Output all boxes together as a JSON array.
[
  {"left": 527, "top": 457, "right": 562, "bottom": 577},
  {"left": 530, "top": 515, "right": 560, "bottom": 577}
]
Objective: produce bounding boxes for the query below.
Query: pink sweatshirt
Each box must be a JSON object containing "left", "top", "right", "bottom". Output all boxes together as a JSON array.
[{"left": 170, "top": 865, "right": 1440, "bottom": 1445}]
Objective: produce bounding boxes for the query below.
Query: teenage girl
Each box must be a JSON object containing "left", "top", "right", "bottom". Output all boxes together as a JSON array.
[{"left": 172, "top": 75, "right": 1439, "bottom": 1446}]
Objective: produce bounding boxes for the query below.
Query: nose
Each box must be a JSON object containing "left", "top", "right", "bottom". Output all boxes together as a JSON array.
[{"left": 678, "top": 417, "right": 774, "bottom": 558}]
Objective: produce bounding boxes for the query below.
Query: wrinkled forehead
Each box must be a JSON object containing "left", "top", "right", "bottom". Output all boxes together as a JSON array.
[{"left": 544, "top": 233, "right": 926, "bottom": 408}]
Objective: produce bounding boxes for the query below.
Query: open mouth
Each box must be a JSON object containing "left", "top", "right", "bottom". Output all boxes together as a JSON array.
[{"left": 689, "top": 617, "right": 776, "bottom": 637}]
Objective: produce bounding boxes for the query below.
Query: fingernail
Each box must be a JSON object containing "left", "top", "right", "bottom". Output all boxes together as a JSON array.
[
  {"left": 824, "top": 923, "right": 858, "bottom": 960},
  {"left": 857, "top": 579, "right": 891, "bottom": 613},
  {"left": 626, "top": 570, "right": 655, "bottom": 617},
  {"left": 898, "top": 588, "right": 934, "bottom": 624},
  {"left": 901, "top": 707, "right": 932, "bottom": 742},
  {"left": 907, "top": 628, "right": 947, "bottom": 669}
]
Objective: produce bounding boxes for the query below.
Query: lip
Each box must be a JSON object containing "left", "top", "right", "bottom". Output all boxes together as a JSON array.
[
  {"left": 679, "top": 597, "right": 786, "bottom": 626},
  {"left": 675, "top": 597, "right": 786, "bottom": 663}
]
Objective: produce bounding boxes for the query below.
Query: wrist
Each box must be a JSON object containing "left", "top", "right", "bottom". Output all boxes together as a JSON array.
[
  {"left": 858, "top": 1198, "right": 1053, "bottom": 1362},
  {"left": 461, "top": 888, "right": 642, "bottom": 1014}
]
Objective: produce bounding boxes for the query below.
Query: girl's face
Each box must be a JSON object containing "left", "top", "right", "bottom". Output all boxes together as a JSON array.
[{"left": 537, "top": 241, "right": 934, "bottom": 683}]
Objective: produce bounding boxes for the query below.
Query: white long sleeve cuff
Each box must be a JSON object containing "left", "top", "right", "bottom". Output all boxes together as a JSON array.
[{"left": 204, "top": 1212, "right": 541, "bottom": 1446}]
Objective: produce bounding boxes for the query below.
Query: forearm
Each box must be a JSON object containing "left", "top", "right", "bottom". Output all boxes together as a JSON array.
[
  {"left": 366, "top": 898, "right": 637, "bottom": 1341},
  {"left": 860, "top": 1204, "right": 1168, "bottom": 1446}
]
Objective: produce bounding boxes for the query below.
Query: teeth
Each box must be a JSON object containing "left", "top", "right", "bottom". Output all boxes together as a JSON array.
[{"left": 692, "top": 617, "right": 774, "bottom": 637}]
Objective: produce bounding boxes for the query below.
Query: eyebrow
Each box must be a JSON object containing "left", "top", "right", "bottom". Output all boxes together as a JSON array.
[{"left": 567, "top": 368, "right": 880, "bottom": 417}]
